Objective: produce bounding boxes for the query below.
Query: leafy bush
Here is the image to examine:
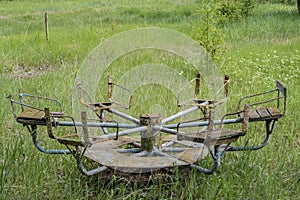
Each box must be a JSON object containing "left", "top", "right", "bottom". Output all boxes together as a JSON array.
[
  {"left": 192, "top": 1, "right": 226, "bottom": 60},
  {"left": 217, "top": 0, "right": 256, "bottom": 23},
  {"left": 192, "top": 0, "right": 256, "bottom": 59}
]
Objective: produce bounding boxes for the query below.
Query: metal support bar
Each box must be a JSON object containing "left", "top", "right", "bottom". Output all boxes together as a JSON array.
[
  {"left": 224, "top": 75, "right": 230, "bottom": 97},
  {"left": 45, "top": 108, "right": 55, "bottom": 139},
  {"left": 108, "top": 108, "right": 140, "bottom": 124},
  {"left": 154, "top": 126, "right": 182, "bottom": 135},
  {"left": 81, "top": 111, "right": 92, "bottom": 147},
  {"left": 8, "top": 95, "right": 17, "bottom": 120},
  {"left": 190, "top": 146, "right": 221, "bottom": 175},
  {"left": 75, "top": 153, "right": 107, "bottom": 176},
  {"left": 57, "top": 121, "right": 138, "bottom": 128},
  {"left": 100, "top": 110, "right": 109, "bottom": 134},
  {"left": 227, "top": 120, "right": 276, "bottom": 151},
  {"left": 116, "top": 148, "right": 142, "bottom": 153},
  {"left": 29, "top": 125, "right": 71, "bottom": 154},
  {"left": 165, "top": 117, "right": 243, "bottom": 129},
  {"left": 19, "top": 93, "right": 63, "bottom": 112},
  {"left": 194, "top": 73, "right": 201, "bottom": 98},
  {"left": 162, "top": 106, "right": 199, "bottom": 124},
  {"left": 101, "top": 126, "right": 148, "bottom": 139}
]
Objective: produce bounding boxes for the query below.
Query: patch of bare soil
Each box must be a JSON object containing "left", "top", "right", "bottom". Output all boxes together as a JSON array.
[
  {"left": 0, "top": 15, "right": 10, "bottom": 19},
  {"left": 10, "top": 64, "right": 54, "bottom": 79}
]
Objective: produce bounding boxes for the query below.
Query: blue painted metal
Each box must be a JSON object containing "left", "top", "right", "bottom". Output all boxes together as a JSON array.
[{"left": 30, "top": 125, "right": 71, "bottom": 154}]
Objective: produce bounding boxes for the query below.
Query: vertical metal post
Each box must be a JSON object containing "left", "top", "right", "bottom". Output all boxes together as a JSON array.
[
  {"left": 108, "top": 75, "right": 113, "bottom": 100},
  {"left": 195, "top": 73, "right": 201, "bottom": 98},
  {"left": 81, "top": 111, "right": 91, "bottom": 147},
  {"left": 242, "top": 104, "right": 250, "bottom": 134},
  {"left": 205, "top": 110, "right": 215, "bottom": 146},
  {"left": 140, "top": 114, "right": 162, "bottom": 151},
  {"left": 45, "top": 108, "right": 55, "bottom": 139}
]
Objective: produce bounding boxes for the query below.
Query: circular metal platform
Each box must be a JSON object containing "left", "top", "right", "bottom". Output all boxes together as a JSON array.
[{"left": 84, "top": 135, "right": 208, "bottom": 173}]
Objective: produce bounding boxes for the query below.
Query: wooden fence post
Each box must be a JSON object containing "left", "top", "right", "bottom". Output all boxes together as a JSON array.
[{"left": 45, "top": 12, "right": 49, "bottom": 41}]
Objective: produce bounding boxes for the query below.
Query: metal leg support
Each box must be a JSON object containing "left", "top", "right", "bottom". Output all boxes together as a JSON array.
[
  {"left": 190, "top": 146, "right": 221, "bottom": 175},
  {"left": 73, "top": 148, "right": 108, "bottom": 176},
  {"left": 227, "top": 120, "right": 276, "bottom": 151},
  {"left": 28, "top": 125, "right": 71, "bottom": 154}
]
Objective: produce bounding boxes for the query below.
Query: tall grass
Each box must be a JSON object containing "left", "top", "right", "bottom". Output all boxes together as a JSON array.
[{"left": 1, "top": 1, "right": 299, "bottom": 199}]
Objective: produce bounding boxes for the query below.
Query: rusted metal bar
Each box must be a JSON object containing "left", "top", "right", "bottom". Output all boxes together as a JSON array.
[
  {"left": 108, "top": 81, "right": 133, "bottom": 109},
  {"left": 77, "top": 78, "right": 104, "bottom": 111},
  {"left": 108, "top": 75, "right": 113, "bottom": 99},
  {"left": 203, "top": 110, "right": 215, "bottom": 146},
  {"left": 45, "top": 108, "right": 55, "bottom": 139},
  {"left": 224, "top": 75, "right": 230, "bottom": 97},
  {"left": 194, "top": 73, "right": 201, "bottom": 98},
  {"left": 81, "top": 111, "right": 92, "bottom": 147}
]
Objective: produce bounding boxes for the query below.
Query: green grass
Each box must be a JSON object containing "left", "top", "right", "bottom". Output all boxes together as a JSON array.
[{"left": 1, "top": 1, "right": 300, "bottom": 199}]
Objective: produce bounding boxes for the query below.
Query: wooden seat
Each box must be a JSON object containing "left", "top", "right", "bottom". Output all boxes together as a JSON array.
[
  {"left": 17, "top": 108, "right": 46, "bottom": 125},
  {"left": 57, "top": 135, "right": 86, "bottom": 147},
  {"left": 177, "top": 129, "right": 244, "bottom": 146},
  {"left": 16, "top": 108, "right": 84, "bottom": 147},
  {"left": 42, "top": 108, "right": 90, "bottom": 147},
  {"left": 240, "top": 107, "right": 282, "bottom": 122},
  {"left": 16, "top": 108, "right": 64, "bottom": 125}
]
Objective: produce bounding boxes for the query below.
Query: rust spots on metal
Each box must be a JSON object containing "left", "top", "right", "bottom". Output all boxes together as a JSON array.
[
  {"left": 140, "top": 114, "right": 162, "bottom": 151},
  {"left": 224, "top": 74, "right": 230, "bottom": 97},
  {"left": 194, "top": 73, "right": 201, "bottom": 98}
]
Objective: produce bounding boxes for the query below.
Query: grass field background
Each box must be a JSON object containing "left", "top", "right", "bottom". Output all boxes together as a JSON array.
[{"left": 0, "top": 1, "right": 299, "bottom": 199}]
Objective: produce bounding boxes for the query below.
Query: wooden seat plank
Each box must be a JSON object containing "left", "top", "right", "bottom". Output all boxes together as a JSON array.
[
  {"left": 57, "top": 136, "right": 85, "bottom": 147},
  {"left": 256, "top": 108, "right": 271, "bottom": 119},
  {"left": 267, "top": 107, "right": 282, "bottom": 118},
  {"left": 16, "top": 108, "right": 64, "bottom": 125},
  {"left": 18, "top": 108, "right": 45, "bottom": 120},
  {"left": 177, "top": 129, "right": 244, "bottom": 145},
  {"left": 17, "top": 109, "right": 46, "bottom": 125},
  {"left": 241, "top": 107, "right": 283, "bottom": 121},
  {"left": 248, "top": 110, "right": 260, "bottom": 120}
]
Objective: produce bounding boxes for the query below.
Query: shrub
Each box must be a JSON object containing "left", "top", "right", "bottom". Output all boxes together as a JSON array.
[
  {"left": 192, "top": 1, "right": 226, "bottom": 60},
  {"left": 217, "top": 0, "right": 256, "bottom": 23}
]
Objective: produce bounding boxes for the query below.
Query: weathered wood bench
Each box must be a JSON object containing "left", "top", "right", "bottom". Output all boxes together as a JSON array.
[
  {"left": 16, "top": 108, "right": 64, "bottom": 125},
  {"left": 178, "top": 81, "right": 286, "bottom": 148},
  {"left": 15, "top": 107, "right": 86, "bottom": 147}
]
